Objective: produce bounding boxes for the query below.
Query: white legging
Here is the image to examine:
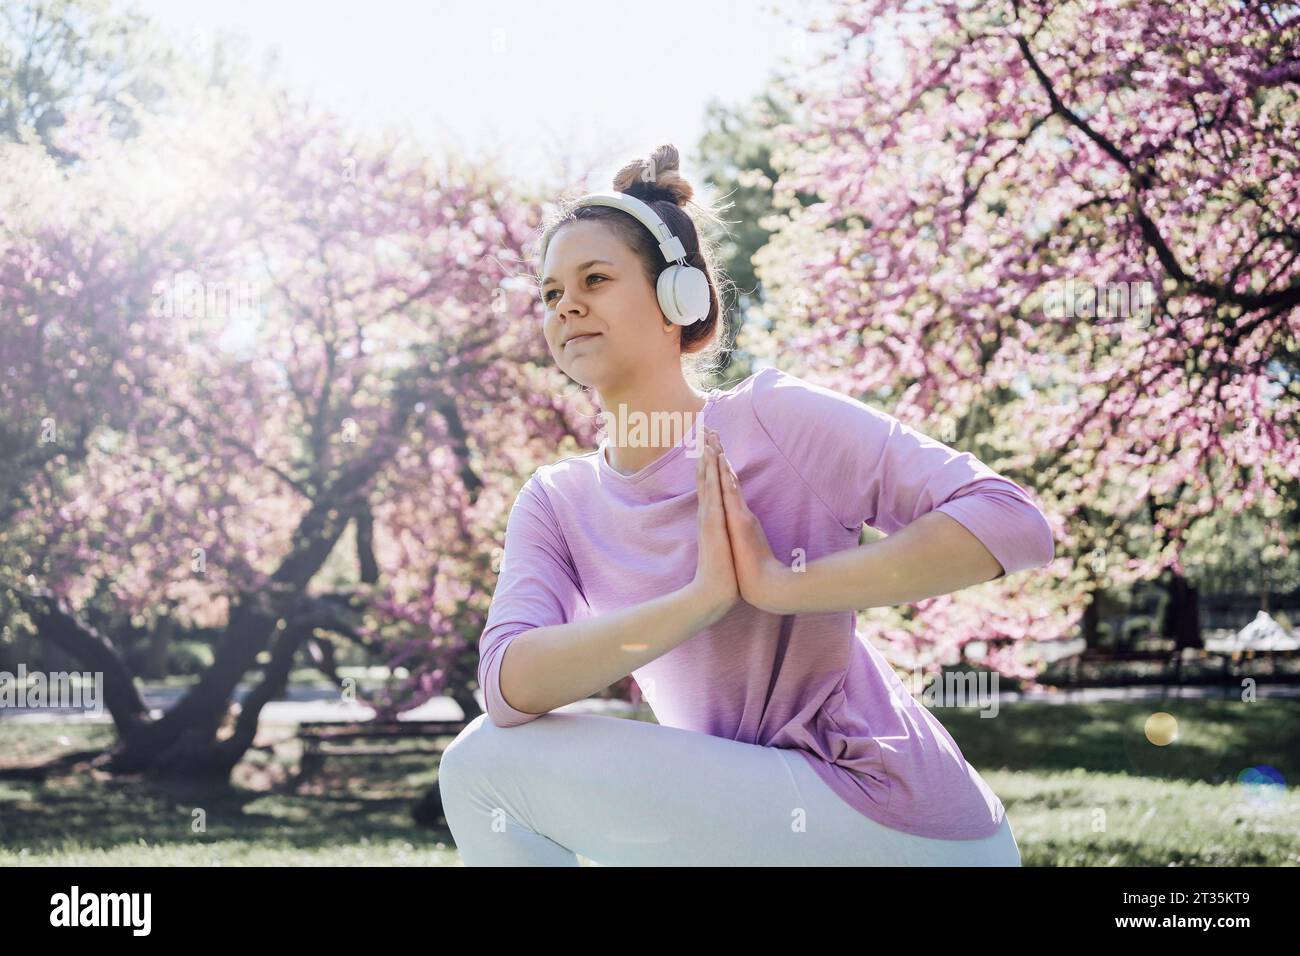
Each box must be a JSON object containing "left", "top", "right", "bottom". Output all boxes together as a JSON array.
[{"left": 438, "top": 711, "right": 1022, "bottom": 866}]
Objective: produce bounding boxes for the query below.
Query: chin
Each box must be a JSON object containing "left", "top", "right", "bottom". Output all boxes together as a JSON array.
[
  {"left": 565, "top": 368, "right": 602, "bottom": 389},
  {"left": 563, "top": 362, "right": 615, "bottom": 390}
]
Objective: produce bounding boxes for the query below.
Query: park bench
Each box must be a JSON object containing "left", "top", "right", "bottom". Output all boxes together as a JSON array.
[
  {"left": 294, "top": 718, "right": 469, "bottom": 787},
  {"left": 1208, "top": 647, "right": 1300, "bottom": 688},
  {"left": 1058, "top": 645, "right": 1300, "bottom": 696},
  {"left": 1060, "top": 646, "right": 1183, "bottom": 689}
]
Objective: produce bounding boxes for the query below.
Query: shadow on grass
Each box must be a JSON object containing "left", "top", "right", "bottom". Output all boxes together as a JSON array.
[
  {"left": 0, "top": 727, "right": 456, "bottom": 859},
  {"left": 3, "top": 696, "right": 1297, "bottom": 864},
  {"left": 939, "top": 697, "right": 1300, "bottom": 784}
]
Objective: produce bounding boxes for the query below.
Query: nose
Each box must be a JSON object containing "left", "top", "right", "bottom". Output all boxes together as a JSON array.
[
  {"left": 553, "top": 285, "right": 584, "bottom": 316},
  {"left": 549, "top": 298, "right": 584, "bottom": 343}
]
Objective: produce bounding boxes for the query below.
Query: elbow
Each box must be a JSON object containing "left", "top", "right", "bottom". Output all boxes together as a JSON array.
[
  {"left": 480, "top": 633, "right": 550, "bottom": 729},
  {"left": 1003, "top": 486, "right": 1056, "bottom": 571},
  {"left": 1031, "top": 509, "right": 1056, "bottom": 569},
  {"left": 985, "top": 506, "right": 1055, "bottom": 579},
  {"left": 1004, "top": 492, "right": 1056, "bottom": 573},
  {"left": 486, "top": 681, "right": 549, "bottom": 728},
  {"left": 486, "top": 703, "right": 543, "bottom": 729}
]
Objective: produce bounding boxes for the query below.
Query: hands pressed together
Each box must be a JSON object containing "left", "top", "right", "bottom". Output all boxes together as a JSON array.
[{"left": 691, "top": 424, "right": 791, "bottom": 619}]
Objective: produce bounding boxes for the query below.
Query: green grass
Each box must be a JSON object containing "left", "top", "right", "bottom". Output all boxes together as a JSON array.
[
  {"left": 939, "top": 697, "right": 1300, "bottom": 866},
  {"left": 1, "top": 696, "right": 1297, "bottom": 865},
  {"left": 0, "top": 722, "right": 464, "bottom": 866}
]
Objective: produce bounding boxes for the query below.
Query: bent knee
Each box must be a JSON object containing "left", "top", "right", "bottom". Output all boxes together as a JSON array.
[
  {"left": 439, "top": 712, "right": 493, "bottom": 781},
  {"left": 440, "top": 711, "right": 541, "bottom": 784},
  {"left": 439, "top": 709, "right": 574, "bottom": 789}
]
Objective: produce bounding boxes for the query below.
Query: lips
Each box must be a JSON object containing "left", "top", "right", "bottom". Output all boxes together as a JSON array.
[{"left": 564, "top": 333, "right": 601, "bottom": 347}]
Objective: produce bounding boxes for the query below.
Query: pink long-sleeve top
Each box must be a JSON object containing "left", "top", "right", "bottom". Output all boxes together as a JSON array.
[{"left": 476, "top": 365, "right": 1055, "bottom": 840}]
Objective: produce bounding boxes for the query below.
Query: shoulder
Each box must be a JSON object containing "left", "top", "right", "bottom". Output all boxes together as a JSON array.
[
  {"left": 749, "top": 365, "right": 894, "bottom": 438},
  {"left": 507, "top": 451, "right": 604, "bottom": 547},
  {"left": 529, "top": 449, "right": 600, "bottom": 497},
  {"left": 502, "top": 467, "right": 586, "bottom": 565}
]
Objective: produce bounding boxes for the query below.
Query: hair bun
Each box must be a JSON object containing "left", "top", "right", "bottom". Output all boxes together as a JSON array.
[{"left": 612, "top": 143, "right": 694, "bottom": 207}]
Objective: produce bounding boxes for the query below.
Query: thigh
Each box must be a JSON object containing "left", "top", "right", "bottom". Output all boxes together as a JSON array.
[
  {"left": 441, "top": 711, "right": 802, "bottom": 865},
  {"left": 776, "top": 747, "right": 1022, "bottom": 866},
  {"left": 441, "top": 710, "right": 1001, "bottom": 866}
]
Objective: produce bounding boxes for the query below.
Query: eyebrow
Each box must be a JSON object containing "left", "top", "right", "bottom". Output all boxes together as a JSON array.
[{"left": 540, "top": 259, "right": 615, "bottom": 289}]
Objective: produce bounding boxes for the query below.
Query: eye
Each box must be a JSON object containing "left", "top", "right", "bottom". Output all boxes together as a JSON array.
[{"left": 542, "top": 274, "right": 607, "bottom": 304}]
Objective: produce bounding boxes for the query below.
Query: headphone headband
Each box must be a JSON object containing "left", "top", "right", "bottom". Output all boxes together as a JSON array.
[
  {"left": 538, "top": 188, "right": 710, "bottom": 326},
  {"left": 538, "top": 190, "right": 687, "bottom": 268}
]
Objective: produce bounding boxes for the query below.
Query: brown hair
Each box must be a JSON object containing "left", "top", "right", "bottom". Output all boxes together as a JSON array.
[{"left": 536, "top": 144, "right": 735, "bottom": 388}]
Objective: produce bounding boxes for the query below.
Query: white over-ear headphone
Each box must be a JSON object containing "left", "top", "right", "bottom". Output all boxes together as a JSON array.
[{"left": 538, "top": 189, "right": 711, "bottom": 326}]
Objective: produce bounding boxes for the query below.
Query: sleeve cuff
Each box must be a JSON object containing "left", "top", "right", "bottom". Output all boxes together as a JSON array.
[
  {"left": 935, "top": 482, "right": 1055, "bottom": 578},
  {"left": 481, "top": 632, "right": 548, "bottom": 728}
]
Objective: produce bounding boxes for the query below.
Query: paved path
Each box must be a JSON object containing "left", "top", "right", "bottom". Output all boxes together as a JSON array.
[
  {"left": 1, "top": 682, "right": 1297, "bottom": 724},
  {"left": 0, "top": 684, "right": 639, "bottom": 724}
]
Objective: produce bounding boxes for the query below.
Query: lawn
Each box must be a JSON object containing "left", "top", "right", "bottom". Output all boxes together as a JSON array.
[
  {"left": 941, "top": 698, "right": 1300, "bottom": 866},
  {"left": 1, "top": 697, "right": 1297, "bottom": 866}
]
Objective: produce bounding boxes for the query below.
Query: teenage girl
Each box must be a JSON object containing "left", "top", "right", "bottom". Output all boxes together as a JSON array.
[{"left": 437, "top": 143, "right": 1054, "bottom": 866}]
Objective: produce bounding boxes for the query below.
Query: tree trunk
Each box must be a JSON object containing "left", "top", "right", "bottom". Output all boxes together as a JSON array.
[
  {"left": 449, "top": 686, "right": 482, "bottom": 724},
  {"left": 147, "top": 607, "right": 174, "bottom": 680},
  {"left": 18, "top": 376, "right": 479, "bottom": 782},
  {"left": 1082, "top": 590, "right": 1101, "bottom": 648},
  {"left": 12, "top": 588, "right": 150, "bottom": 739},
  {"left": 109, "top": 488, "right": 369, "bottom": 776},
  {"left": 1161, "top": 569, "right": 1202, "bottom": 651}
]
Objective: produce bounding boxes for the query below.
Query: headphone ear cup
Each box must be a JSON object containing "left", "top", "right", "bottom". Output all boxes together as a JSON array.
[{"left": 657, "top": 264, "right": 711, "bottom": 326}]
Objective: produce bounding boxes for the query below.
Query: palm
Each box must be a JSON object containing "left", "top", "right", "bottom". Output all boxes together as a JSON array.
[{"left": 703, "top": 429, "right": 782, "bottom": 609}]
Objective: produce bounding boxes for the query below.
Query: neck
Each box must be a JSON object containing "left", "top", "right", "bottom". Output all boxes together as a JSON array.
[{"left": 598, "top": 372, "right": 710, "bottom": 476}]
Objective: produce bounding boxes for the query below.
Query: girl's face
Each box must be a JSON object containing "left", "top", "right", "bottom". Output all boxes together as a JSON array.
[{"left": 539, "top": 220, "right": 673, "bottom": 390}]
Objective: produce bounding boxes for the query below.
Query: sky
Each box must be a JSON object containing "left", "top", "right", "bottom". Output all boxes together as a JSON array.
[{"left": 129, "top": 0, "right": 848, "bottom": 191}]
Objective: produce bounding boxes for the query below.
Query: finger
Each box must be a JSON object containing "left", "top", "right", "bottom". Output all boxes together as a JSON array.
[
  {"left": 718, "top": 450, "right": 734, "bottom": 487},
  {"left": 719, "top": 451, "right": 741, "bottom": 501},
  {"left": 716, "top": 453, "right": 736, "bottom": 504},
  {"left": 715, "top": 454, "right": 737, "bottom": 524},
  {"left": 705, "top": 448, "right": 727, "bottom": 523},
  {"left": 696, "top": 443, "right": 707, "bottom": 520},
  {"left": 713, "top": 453, "right": 734, "bottom": 529},
  {"left": 709, "top": 451, "right": 733, "bottom": 538},
  {"left": 712, "top": 448, "right": 728, "bottom": 505}
]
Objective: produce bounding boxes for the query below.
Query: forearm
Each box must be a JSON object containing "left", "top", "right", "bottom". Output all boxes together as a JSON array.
[
  {"left": 769, "top": 511, "right": 1005, "bottom": 614},
  {"left": 498, "top": 583, "right": 728, "bottom": 717}
]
